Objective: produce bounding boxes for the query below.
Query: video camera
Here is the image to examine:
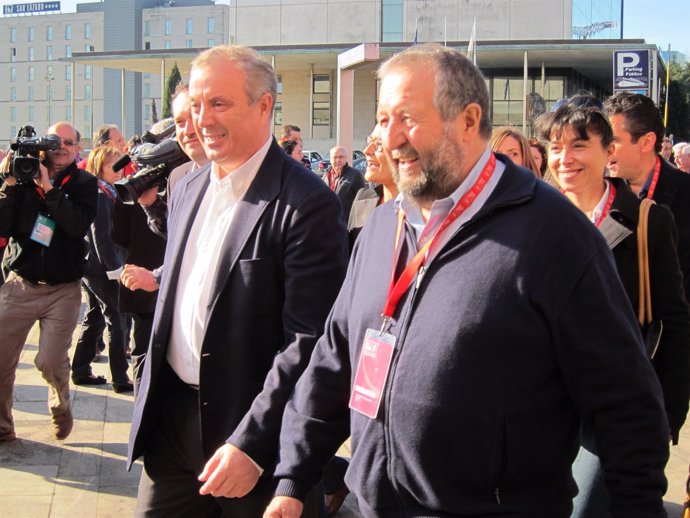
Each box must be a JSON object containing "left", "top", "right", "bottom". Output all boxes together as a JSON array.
[
  {"left": 3, "top": 126, "right": 61, "bottom": 184},
  {"left": 113, "top": 117, "right": 190, "bottom": 204}
]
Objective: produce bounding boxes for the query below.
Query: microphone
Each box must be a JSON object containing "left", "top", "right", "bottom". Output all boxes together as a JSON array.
[{"left": 112, "top": 154, "right": 132, "bottom": 173}]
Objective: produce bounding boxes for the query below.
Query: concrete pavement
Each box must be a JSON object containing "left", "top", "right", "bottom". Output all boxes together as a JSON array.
[{"left": 0, "top": 317, "right": 688, "bottom": 517}]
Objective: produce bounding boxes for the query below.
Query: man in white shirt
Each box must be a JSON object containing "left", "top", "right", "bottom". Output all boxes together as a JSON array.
[{"left": 128, "top": 45, "right": 348, "bottom": 518}]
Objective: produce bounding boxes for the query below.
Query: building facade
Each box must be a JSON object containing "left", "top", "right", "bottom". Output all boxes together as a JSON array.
[{"left": 2, "top": 0, "right": 653, "bottom": 156}]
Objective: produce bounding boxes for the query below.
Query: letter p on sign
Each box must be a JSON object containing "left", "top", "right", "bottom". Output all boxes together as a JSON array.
[{"left": 617, "top": 52, "right": 640, "bottom": 76}]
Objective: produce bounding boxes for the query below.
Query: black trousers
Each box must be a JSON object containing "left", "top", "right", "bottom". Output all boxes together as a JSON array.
[
  {"left": 130, "top": 312, "right": 154, "bottom": 397},
  {"left": 72, "top": 276, "right": 129, "bottom": 384},
  {"left": 134, "top": 372, "right": 325, "bottom": 518}
]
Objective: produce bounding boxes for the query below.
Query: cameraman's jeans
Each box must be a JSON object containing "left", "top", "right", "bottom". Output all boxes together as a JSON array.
[{"left": 0, "top": 272, "right": 81, "bottom": 437}]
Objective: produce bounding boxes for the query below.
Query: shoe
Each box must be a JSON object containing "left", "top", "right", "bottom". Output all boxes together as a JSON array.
[
  {"left": 112, "top": 381, "right": 134, "bottom": 393},
  {"left": 325, "top": 485, "right": 350, "bottom": 516},
  {"left": 52, "top": 410, "right": 73, "bottom": 440},
  {"left": 0, "top": 430, "right": 16, "bottom": 443},
  {"left": 72, "top": 373, "right": 107, "bottom": 386}
]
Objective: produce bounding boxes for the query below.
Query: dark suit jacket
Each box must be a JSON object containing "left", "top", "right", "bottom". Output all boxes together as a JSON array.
[
  {"left": 650, "top": 159, "right": 690, "bottom": 303},
  {"left": 112, "top": 200, "right": 166, "bottom": 314},
  {"left": 600, "top": 177, "right": 690, "bottom": 442},
  {"left": 127, "top": 139, "right": 349, "bottom": 470},
  {"left": 324, "top": 164, "right": 365, "bottom": 222}
]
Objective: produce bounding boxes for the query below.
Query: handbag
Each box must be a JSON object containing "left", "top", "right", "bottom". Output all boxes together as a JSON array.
[{"left": 637, "top": 197, "right": 663, "bottom": 358}]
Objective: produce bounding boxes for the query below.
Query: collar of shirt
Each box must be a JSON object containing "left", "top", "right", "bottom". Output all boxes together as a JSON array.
[
  {"left": 395, "top": 145, "right": 502, "bottom": 244},
  {"left": 209, "top": 134, "right": 273, "bottom": 199},
  {"left": 589, "top": 180, "right": 611, "bottom": 225}
]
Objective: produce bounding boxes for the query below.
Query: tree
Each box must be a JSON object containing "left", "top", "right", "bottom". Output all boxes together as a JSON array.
[
  {"left": 665, "top": 62, "right": 690, "bottom": 142},
  {"left": 151, "top": 98, "right": 159, "bottom": 124},
  {"left": 162, "top": 62, "right": 182, "bottom": 119}
]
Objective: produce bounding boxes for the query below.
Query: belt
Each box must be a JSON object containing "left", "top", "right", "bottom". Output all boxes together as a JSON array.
[{"left": 20, "top": 276, "right": 64, "bottom": 286}]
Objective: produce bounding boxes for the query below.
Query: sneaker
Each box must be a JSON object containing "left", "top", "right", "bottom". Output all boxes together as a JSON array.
[{"left": 52, "top": 410, "right": 73, "bottom": 440}]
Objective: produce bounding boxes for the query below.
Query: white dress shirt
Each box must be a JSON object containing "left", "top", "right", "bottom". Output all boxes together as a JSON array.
[{"left": 167, "top": 135, "right": 273, "bottom": 385}]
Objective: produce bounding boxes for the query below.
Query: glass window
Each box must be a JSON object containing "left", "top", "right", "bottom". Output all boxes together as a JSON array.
[
  {"left": 46, "top": 45, "right": 53, "bottom": 60},
  {"left": 66, "top": 45, "right": 72, "bottom": 58},
  {"left": 46, "top": 25, "right": 53, "bottom": 41},
  {"left": 277, "top": 75, "right": 283, "bottom": 95},
  {"left": 28, "top": 27, "right": 35, "bottom": 42},
  {"left": 144, "top": 20, "right": 151, "bottom": 37},
  {"left": 186, "top": 39, "right": 193, "bottom": 48},
  {"left": 208, "top": 17, "right": 215, "bottom": 34},
  {"left": 10, "top": 107, "right": 16, "bottom": 122},
  {"left": 85, "top": 65, "right": 92, "bottom": 80},
  {"left": 144, "top": 41, "right": 151, "bottom": 50},
  {"left": 85, "top": 84, "right": 92, "bottom": 100},
  {"left": 66, "top": 64, "right": 72, "bottom": 81},
  {"left": 47, "top": 85, "right": 53, "bottom": 101},
  {"left": 84, "top": 105, "right": 91, "bottom": 122},
  {"left": 65, "top": 24, "right": 72, "bottom": 40},
  {"left": 10, "top": 47, "right": 16, "bottom": 62},
  {"left": 28, "top": 47, "right": 34, "bottom": 61},
  {"left": 207, "top": 38, "right": 215, "bottom": 48},
  {"left": 65, "top": 84, "right": 71, "bottom": 101},
  {"left": 85, "top": 44, "right": 93, "bottom": 52},
  {"left": 165, "top": 40, "right": 172, "bottom": 49},
  {"left": 144, "top": 83, "right": 151, "bottom": 99},
  {"left": 10, "top": 27, "right": 16, "bottom": 43},
  {"left": 28, "top": 86, "right": 35, "bottom": 102},
  {"left": 186, "top": 18, "right": 193, "bottom": 34},
  {"left": 47, "top": 65, "right": 53, "bottom": 75},
  {"left": 273, "top": 101, "right": 282, "bottom": 126},
  {"left": 313, "top": 74, "right": 330, "bottom": 94},
  {"left": 10, "top": 87, "right": 16, "bottom": 101},
  {"left": 10, "top": 67, "right": 16, "bottom": 82},
  {"left": 143, "top": 72, "right": 150, "bottom": 79},
  {"left": 47, "top": 106, "right": 53, "bottom": 123},
  {"left": 85, "top": 23, "right": 92, "bottom": 39},
  {"left": 382, "top": 0, "right": 404, "bottom": 42},
  {"left": 29, "top": 67, "right": 34, "bottom": 81},
  {"left": 66, "top": 106, "right": 72, "bottom": 121},
  {"left": 10, "top": 126, "right": 17, "bottom": 139},
  {"left": 144, "top": 103, "right": 151, "bottom": 121},
  {"left": 165, "top": 18, "right": 172, "bottom": 35},
  {"left": 313, "top": 101, "right": 330, "bottom": 126},
  {"left": 28, "top": 106, "right": 35, "bottom": 121}
]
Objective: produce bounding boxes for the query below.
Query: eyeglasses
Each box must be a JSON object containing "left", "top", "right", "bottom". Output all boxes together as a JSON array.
[
  {"left": 59, "top": 139, "right": 77, "bottom": 147},
  {"left": 366, "top": 135, "right": 383, "bottom": 152}
]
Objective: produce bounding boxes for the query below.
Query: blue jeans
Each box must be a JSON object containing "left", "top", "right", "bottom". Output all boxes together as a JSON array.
[{"left": 571, "top": 427, "right": 611, "bottom": 518}]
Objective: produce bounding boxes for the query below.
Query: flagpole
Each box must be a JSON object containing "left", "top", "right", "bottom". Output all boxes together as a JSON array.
[
  {"left": 444, "top": 17, "right": 447, "bottom": 47},
  {"left": 664, "top": 44, "right": 671, "bottom": 130}
]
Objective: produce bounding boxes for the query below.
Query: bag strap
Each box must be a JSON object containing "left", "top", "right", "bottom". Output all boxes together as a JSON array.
[{"left": 637, "top": 198, "right": 654, "bottom": 325}]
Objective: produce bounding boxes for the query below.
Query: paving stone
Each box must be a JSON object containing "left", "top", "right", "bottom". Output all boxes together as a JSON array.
[
  {"left": 0, "top": 465, "right": 58, "bottom": 496},
  {"left": 0, "top": 437, "right": 62, "bottom": 466},
  {"left": 0, "top": 495, "right": 51, "bottom": 518},
  {"left": 96, "top": 485, "right": 138, "bottom": 518},
  {"left": 50, "top": 476, "right": 99, "bottom": 517}
]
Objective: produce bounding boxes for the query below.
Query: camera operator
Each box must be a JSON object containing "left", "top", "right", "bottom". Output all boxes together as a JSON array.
[{"left": 0, "top": 121, "right": 97, "bottom": 442}]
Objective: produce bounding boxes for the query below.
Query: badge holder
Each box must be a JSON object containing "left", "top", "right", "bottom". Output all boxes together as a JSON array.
[{"left": 30, "top": 214, "right": 56, "bottom": 247}]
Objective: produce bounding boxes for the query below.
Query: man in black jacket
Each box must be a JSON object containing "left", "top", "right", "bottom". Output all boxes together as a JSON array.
[
  {"left": 324, "top": 145, "right": 365, "bottom": 222},
  {"left": 0, "top": 121, "right": 97, "bottom": 442}
]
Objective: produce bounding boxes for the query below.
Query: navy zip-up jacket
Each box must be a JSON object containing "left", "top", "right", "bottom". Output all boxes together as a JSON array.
[{"left": 275, "top": 157, "right": 669, "bottom": 518}]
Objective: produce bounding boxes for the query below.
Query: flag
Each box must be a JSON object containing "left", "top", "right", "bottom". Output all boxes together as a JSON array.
[{"left": 467, "top": 17, "right": 477, "bottom": 66}]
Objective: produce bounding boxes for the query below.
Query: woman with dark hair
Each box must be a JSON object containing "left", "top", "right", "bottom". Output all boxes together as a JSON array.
[
  {"left": 281, "top": 139, "right": 309, "bottom": 168},
  {"left": 71, "top": 146, "right": 133, "bottom": 393},
  {"left": 538, "top": 100, "right": 690, "bottom": 517}
]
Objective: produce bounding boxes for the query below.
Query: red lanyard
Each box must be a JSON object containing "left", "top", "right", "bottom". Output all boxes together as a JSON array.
[
  {"left": 646, "top": 157, "right": 662, "bottom": 200},
  {"left": 382, "top": 153, "right": 497, "bottom": 321},
  {"left": 98, "top": 182, "right": 116, "bottom": 203},
  {"left": 594, "top": 182, "right": 616, "bottom": 228},
  {"left": 35, "top": 173, "right": 71, "bottom": 201}
]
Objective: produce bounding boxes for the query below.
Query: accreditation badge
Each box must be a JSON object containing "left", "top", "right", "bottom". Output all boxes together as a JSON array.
[
  {"left": 30, "top": 214, "right": 56, "bottom": 247},
  {"left": 349, "top": 328, "right": 396, "bottom": 419}
]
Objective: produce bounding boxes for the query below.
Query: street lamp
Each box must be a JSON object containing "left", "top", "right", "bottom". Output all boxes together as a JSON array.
[{"left": 45, "top": 71, "right": 55, "bottom": 126}]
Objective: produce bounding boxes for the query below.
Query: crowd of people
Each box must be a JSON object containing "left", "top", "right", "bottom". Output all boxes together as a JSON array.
[{"left": 0, "top": 42, "right": 689, "bottom": 518}]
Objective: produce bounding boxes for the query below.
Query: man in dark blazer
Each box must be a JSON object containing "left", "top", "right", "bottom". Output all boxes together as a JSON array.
[
  {"left": 127, "top": 45, "right": 348, "bottom": 517},
  {"left": 606, "top": 91, "right": 690, "bottom": 306},
  {"left": 324, "top": 145, "right": 365, "bottom": 222}
]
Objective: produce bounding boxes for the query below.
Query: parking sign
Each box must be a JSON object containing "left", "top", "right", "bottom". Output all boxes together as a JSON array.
[{"left": 613, "top": 50, "right": 650, "bottom": 92}]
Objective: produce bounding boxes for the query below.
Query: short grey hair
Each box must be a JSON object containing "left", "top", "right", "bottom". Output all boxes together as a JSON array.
[
  {"left": 377, "top": 43, "right": 492, "bottom": 139},
  {"left": 191, "top": 45, "right": 277, "bottom": 110}
]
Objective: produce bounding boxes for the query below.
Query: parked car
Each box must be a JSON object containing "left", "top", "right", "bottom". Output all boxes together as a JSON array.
[
  {"left": 301, "top": 150, "right": 323, "bottom": 172},
  {"left": 352, "top": 156, "right": 367, "bottom": 173}
]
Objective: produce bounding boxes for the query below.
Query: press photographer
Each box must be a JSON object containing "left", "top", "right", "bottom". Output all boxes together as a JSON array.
[{"left": 0, "top": 121, "right": 97, "bottom": 443}]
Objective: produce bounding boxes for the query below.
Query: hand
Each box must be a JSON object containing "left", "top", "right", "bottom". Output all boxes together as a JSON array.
[
  {"left": 34, "top": 162, "right": 52, "bottom": 192},
  {"left": 121, "top": 264, "right": 158, "bottom": 292},
  {"left": 263, "top": 496, "right": 304, "bottom": 518},
  {"left": 1, "top": 152, "right": 16, "bottom": 186},
  {"left": 198, "top": 443, "right": 261, "bottom": 498},
  {"left": 138, "top": 186, "right": 159, "bottom": 207}
]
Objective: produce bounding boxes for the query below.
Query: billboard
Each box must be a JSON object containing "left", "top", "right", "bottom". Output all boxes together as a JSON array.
[
  {"left": 613, "top": 50, "right": 650, "bottom": 93},
  {"left": 3, "top": 2, "right": 61, "bottom": 15}
]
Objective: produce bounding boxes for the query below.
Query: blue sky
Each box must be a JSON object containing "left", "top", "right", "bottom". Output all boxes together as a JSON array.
[{"left": 1, "top": 0, "right": 688, "bottom": 55}]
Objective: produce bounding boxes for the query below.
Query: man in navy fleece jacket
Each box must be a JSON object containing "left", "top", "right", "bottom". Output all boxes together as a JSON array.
[{"left": 264, "top": 44, "right": 670, "bottom": 518}]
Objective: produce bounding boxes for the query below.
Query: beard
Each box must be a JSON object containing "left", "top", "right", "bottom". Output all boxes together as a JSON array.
[{"left": 389, "top": 124, "right": 465, "bottom": 206}]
